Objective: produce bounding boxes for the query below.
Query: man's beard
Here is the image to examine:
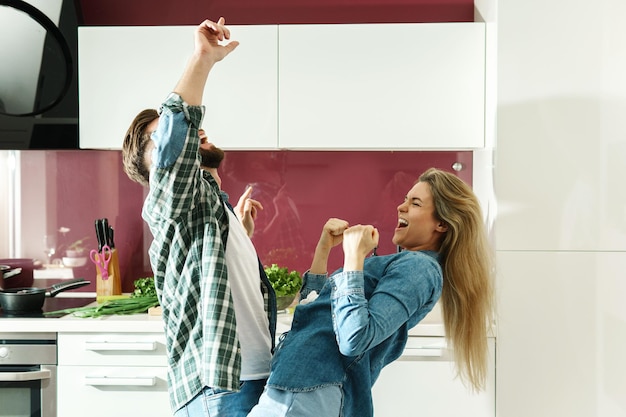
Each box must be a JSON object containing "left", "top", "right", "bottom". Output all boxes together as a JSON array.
[{"left": 199, "top": 145, "right": 225, "bottom": 168}]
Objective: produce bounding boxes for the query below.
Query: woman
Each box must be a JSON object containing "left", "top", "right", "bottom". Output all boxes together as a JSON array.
[{"left": 248, "top": 168, "right": 494, "bottom": 417}]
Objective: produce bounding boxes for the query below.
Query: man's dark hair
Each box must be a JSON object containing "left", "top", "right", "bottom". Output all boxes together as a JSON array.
[{"left": 122, "top": 109, "right": 159, "bottom": 187}]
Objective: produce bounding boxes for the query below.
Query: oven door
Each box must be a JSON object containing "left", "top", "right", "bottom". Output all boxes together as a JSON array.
[{"left": 0, "top": 364, "right": 56, "bottom": 417}]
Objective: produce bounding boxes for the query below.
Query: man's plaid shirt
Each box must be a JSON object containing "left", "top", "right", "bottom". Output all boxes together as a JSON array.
[{"left": 142, "top": 93, "right": 240, "bottom": 412}]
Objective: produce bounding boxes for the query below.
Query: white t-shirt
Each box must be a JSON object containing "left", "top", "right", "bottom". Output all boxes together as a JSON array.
[{"left": 224, "top": 206, "right": 272, "bottom": 380}]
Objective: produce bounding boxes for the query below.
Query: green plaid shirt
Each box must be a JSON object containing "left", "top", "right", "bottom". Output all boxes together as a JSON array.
[{"left": 142, "top": 93, "right": 240, "bottom": 413}]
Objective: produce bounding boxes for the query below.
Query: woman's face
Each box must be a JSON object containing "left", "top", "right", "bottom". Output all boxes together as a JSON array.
[{"left": 392, "top": 181, "right": 447, "bottom": 252}]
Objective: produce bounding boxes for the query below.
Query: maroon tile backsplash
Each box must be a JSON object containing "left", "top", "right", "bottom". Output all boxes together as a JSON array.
[
  {"left": 77, "top": 0, "right": 475, "bottom": 26},
  {"left": 25, "top": 149, "right": 471, "bottom": 292}
]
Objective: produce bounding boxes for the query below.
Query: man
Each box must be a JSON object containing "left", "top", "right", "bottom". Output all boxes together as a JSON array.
[{"left": 121, "top": 17, "right": 276, "bottom": 417}]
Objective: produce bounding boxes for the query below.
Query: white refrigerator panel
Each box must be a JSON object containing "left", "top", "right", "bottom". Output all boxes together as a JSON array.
[{"left": 496, "top": 251, "right": 626, "bottom": 417}]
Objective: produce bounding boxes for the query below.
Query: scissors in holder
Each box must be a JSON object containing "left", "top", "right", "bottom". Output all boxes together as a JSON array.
[{"left": 90, "top": 245, "right": 112, "bottom": 280}]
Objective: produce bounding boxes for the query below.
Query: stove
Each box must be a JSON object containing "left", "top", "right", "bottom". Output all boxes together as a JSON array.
[{"left": 0, "top": 297, "right": 95, "bottom": 318}]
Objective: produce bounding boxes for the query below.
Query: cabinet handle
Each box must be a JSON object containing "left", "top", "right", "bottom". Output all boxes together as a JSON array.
[
  {"left": 402, "top": 348, "right": 444, "bottom": 357},
  {"left": 85, "top": 340, "right": 157, "bottom": 351},
  {"left": 0, "top": 369, "right": 51, "bottom": 381},
  {"left": 84, "top": 375, "right": 156, "bottom": 387}
]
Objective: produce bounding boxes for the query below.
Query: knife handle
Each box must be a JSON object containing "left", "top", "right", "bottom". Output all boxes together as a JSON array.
[
  {"left": 94, "top": 219, "right": 104, "bottom": 252},
  {"left": 108, "top": 227, "right": 115, "bottom": 249}
]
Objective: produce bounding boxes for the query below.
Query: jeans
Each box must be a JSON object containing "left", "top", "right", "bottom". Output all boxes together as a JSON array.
[
  {"left": 247, "top": 385, "right": 342, "bottom": 417},
  {"left": 173, "top": 379, "right": 266, "bottom": 417}
]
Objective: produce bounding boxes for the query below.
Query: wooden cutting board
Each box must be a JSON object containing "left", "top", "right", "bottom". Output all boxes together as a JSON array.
[{"left": 148, "top": 306, "right": 162, "bottom": 316}]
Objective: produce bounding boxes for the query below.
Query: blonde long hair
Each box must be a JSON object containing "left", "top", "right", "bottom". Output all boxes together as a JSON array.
[{"left": 419, "top": 168, "right": 495, "bottom": 391}]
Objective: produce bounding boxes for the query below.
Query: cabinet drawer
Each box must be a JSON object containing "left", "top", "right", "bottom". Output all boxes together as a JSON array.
[
  {"left": 58, "top": 333, "right": 167, "bottom": 366},
  {"left": 58, "top": 365, "right": 170, "bottom": 417},
  {"left": 400, "top": 336, "right": 450, "bottom": 359}
]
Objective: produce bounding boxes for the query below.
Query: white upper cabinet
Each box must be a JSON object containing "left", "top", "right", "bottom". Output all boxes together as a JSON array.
[
  {"left": 78, "top": 23, "right": 485, "bottom": 150},
  {"left": 278, "top": 23, "right": 486, "bottom": 149},
  {"left": 78, "top": 25, "right": 278, "bottom": 150}
]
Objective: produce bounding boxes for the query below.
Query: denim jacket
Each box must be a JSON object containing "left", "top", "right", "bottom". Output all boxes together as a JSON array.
[{"left": 267, "top": 250, "right": 443, "bottom": 417}]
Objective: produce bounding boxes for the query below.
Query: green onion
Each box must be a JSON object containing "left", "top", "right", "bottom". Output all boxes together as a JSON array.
[{"left": 44, "top": 295, "right": 159, "bottom": 318}]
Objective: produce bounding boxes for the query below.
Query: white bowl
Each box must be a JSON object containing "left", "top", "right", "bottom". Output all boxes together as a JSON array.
[{"left": 62, "top": 257, "right": 88, "bottom": 267}]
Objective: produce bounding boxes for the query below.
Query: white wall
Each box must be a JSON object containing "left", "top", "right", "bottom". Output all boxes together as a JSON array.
[
  {"left": 496, "top": 0, "right": 626, "bottom": 416},
  {"left": 0, "top": 152, "right": 12, "bottom": 256},
  {"left": 473, "top": 0, "right": 498, "bottom": 238}
]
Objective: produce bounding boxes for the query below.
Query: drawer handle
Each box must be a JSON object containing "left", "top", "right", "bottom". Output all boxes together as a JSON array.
[
  {"left": 402, "top": 348, "right": 444, "bottom": 358},
  {"left": 85, "top": 375, "right": 156, "bottom": 387},
  {"left": 0, "top": 369, "right": 51, "bottom": 382},
  {"left": 85, "top": 341, "right": 157, "bottom": 351}
]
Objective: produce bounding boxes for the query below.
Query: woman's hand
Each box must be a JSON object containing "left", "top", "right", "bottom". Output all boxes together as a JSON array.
[
  {"left": 318, "top": 218, "right": 349, "bottom": 252},
  {"left": 342, "top": 225, "right": 379, "bottom": 272},
  {"left": 309, "top": 218, "right": 349, "bottom": 275}
]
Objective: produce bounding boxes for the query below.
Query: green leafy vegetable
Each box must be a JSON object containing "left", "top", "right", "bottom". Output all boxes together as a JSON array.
[
  {"left": 132, "top": 276, "right": 157, "bottom": 298},
  {"left": 264, "top": 264, "right": 302, "bottom": 297}
]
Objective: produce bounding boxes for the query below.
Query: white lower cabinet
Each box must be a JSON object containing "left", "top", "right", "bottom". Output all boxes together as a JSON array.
[
  {"left": 57, "top": 332, "right": 171, "bottom": 417},
  {"left": 56, "top": 332, "right": 494, "bottom": 416},
  {"left": 372, "top": 336, "right": 496, "bottom": 417}
]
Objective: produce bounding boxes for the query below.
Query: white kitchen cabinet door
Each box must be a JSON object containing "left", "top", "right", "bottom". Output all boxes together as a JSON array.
[
  {"left": 78, "top": 25, "right": 278, "bottom": 150},
  {"left": 57, "top": 365, "right": 170, "bottom": 417},
  {"left": 278, "top": 23, "right": 486, "bottom": 150},
  {"left": 58, "top": 332, "right": 170, "bottom": 416},
  {"left": 372, "top": 337, "right": 495, "bottom": 417},
  {"left": 58, "top": 332, "right": 167, "bottom": 366}
]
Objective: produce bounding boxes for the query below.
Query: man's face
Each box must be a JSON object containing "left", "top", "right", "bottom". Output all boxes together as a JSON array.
[
  {"left": 199, "top": 130, "right": 225, "bottom": 168},
  {"left": 199, "top": 143, "right": 225, "bottom": 168}
]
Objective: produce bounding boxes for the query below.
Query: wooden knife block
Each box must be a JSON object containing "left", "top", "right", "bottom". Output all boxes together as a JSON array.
[{"left": 95, "top": 248, "right": 122, "bottom": 297}]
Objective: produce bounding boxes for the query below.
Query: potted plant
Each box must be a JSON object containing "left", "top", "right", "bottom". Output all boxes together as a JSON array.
[
  {"left": 64, "top": 237, "right": 90, "bottom": 257},
  {"left": 264, "top": 264, "right": 302, "bottom": 310},
  {"left": 61, "top": 236, "right": 90, "bottom": 268}
]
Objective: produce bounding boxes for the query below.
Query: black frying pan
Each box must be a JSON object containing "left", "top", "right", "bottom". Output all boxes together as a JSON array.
[{"left": 0, "top": 278, "right": 90, "bottom": 313}]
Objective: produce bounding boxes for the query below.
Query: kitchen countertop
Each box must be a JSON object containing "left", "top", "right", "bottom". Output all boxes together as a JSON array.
[
  {"left": 1, "top": 310, "right": 446, "bottom": 336},
  {"left": 1, "top": 298, "right": 447, "bottom": 336},
  {"left": 0, "top": 310, "right": 166, "bottom": 333}
]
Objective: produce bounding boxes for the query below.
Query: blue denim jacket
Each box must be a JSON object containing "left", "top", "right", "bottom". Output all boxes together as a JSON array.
[{"left": 267, "top": 250, "right": 443, "bottom": 417}]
